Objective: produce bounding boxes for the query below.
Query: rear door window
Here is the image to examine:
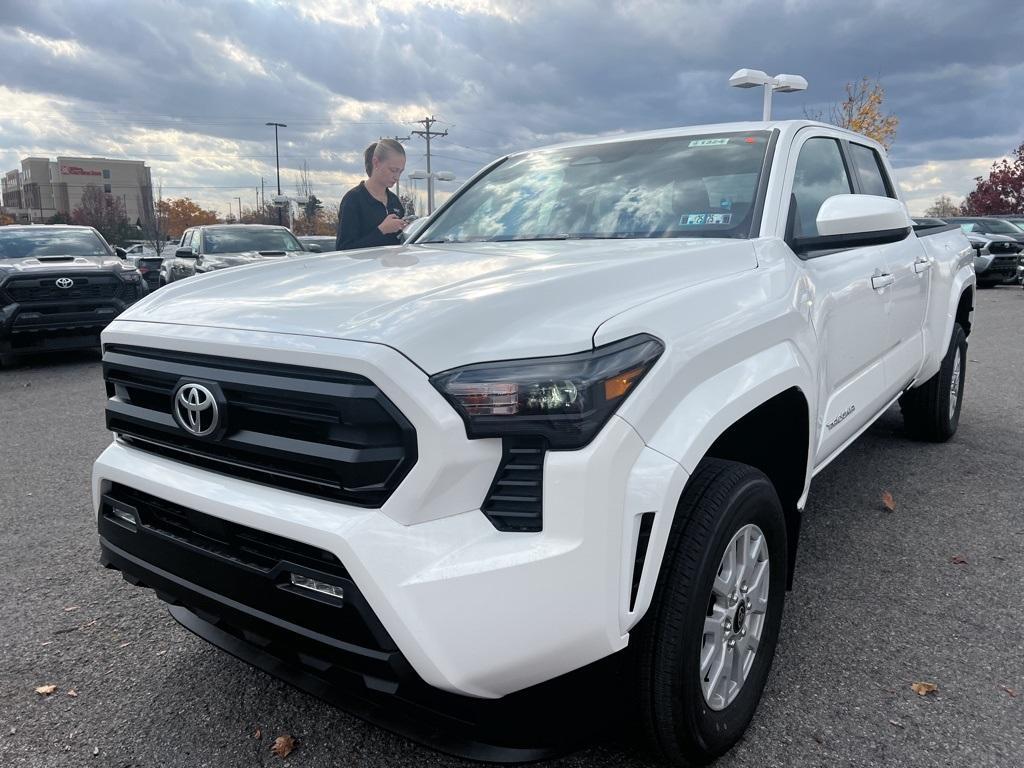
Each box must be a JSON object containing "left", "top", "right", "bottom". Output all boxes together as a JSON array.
[{"left": 848, "top": 143, "right": 893, "bottom": 198}]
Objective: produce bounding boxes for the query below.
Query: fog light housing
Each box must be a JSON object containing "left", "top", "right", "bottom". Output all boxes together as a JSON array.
[{"left": 289, "top": 573, "right": 345, "bottom": 602}]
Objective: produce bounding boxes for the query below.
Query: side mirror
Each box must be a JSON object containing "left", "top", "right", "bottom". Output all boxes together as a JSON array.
[
  {"left": 114, "top": 246, "right": 127, "bottom": 259},
  {"left": 816, "top": 194, "right": 909, "bottom": 236},
  {"left": 793, "top": 195, "right": 911, "bottom": 255},
  {"left": 175, "top": 247, "right": 199, "bottom": 259},
  {"left": 306, "top": 244, "right": 323, "bottom": 253},
  {"left": 399, "top": 217, "right": 429, "bottom": 243}
]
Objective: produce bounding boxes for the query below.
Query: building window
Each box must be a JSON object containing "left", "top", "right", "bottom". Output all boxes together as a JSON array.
[
  {"left": 104, "top": 183, "right": 112, "bottom": 194},
  {"left": 103, "top": 169, "right": 111, "bottom": 179}
]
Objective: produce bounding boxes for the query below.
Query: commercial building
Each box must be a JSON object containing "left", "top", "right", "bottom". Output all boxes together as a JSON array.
[{"left": 1, "top": 156, "right": 153, "bottom": 227}]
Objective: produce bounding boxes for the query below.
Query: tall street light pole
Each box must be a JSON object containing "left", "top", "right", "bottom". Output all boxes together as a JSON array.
[
  {"left": 728, "top": 69, "right": 808, "bottom": 120},
  {"left": 266, "top": 122, "right": 287, "bottom": 225}
]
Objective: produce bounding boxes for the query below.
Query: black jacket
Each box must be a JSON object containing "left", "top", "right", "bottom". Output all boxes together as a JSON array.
[{"left": 335, "top": 182, "right": 405, "bottom": 250}]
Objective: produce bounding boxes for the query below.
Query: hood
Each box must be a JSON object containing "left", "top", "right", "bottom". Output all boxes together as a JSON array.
[
  {"left": 0, "top": 254, "right": 130, "bottom": 275},
  {"left": 197, "top": 250, "right": 299, "bottom": 270},
  {"left": 966, "top": 232, "right": 1016, "bottom": 244},
  {"left": 124, "top": 239, "right": 757, "bottom": 372}
]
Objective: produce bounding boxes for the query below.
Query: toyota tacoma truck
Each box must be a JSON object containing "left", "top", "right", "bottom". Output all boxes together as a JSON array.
[
  {"left": 93, "top": 121, "right": 975, "bottom": 765},
  {"left": 0, "top": 225, "right": 146, "bottom": 366}
]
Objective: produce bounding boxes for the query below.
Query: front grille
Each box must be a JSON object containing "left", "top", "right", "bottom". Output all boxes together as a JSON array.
[
  {"left": 5, "top": 275, "right": 125, "bottom": 302},
  {"left": 481, "top": 438, "right": 545, "bottom": 532},
  {"left": 988, "top": 242, "right": 1020, "bottom": 254},
  {"left": 103, "top": 345, "right": 417, "bottom": 507}
]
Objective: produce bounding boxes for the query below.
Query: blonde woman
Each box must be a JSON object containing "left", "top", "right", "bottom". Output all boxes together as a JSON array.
[{"left": 335, "top": 139, "right": 408, "bottom": 250}]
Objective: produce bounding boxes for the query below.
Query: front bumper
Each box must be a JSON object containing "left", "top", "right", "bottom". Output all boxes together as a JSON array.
[
  {"left": 0, "top": 277, "right": 144, "bottom": 356},
  {"left": 92, "top": 321, "right": 689, "bottom": 701}
]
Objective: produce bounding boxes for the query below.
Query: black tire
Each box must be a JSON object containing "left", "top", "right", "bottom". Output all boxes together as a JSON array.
[
  {"left": 900, "top": 323, "right": 967, "bottom": 442},
  {"left": 631, "top": 458, "right": 787, "bottom": 766}
]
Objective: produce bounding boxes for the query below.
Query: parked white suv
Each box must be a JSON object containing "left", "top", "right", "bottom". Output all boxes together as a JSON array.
[{"left": 93, "top": 121, "right": 975, "bottom": 764}]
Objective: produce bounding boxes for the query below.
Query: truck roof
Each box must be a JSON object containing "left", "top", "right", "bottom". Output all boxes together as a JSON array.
[{"left": 524, "top": 119, "right": 873, "bottom": 154}]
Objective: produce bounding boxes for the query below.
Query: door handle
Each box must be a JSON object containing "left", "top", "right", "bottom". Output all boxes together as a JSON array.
[
  {"left": 871, "top": 273, "right": 895, "bottom": 290},
  {"left": 913, "top": 258, "right": 933, "bottom": 274}
]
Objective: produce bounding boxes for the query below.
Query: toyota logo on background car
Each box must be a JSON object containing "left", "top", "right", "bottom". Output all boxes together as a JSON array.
[
  {"left": 55, "top": 277, "right": 74, "bottom": 289},
  {"left": 173, "top": 382, "right": 221, "bottom": 437}
]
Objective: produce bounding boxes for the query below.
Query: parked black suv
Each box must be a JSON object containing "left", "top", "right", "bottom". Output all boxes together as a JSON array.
[{"left": 0, "top": 225, "right": 147, "bottom": 366}]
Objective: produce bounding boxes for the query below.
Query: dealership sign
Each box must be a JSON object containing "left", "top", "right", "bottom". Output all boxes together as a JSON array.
[{"left": 60, "top": 165, "right": 102, "bottom": 176}]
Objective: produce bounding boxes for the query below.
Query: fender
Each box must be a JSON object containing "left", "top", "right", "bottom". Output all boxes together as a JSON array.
[{"left": 615, "top": 342, "right": 815, "bottom": 629}]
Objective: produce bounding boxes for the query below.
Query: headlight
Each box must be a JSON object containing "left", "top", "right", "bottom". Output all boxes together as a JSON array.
[
  {"left": 430, "top": 334, "right": 663, "bottom": 449},
  {"left": 117, "top": 270, "right": 142, "bottom": 283}
]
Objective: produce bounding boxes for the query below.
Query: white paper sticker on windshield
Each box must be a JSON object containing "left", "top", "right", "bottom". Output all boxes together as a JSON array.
[
  {"left": 688, "top": 138, "right": 730, "bottom": 147},
  {"left": 680, "top": 213, "right": 732, "bottom": 226}
]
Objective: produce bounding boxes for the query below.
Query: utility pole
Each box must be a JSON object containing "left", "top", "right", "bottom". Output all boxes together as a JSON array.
[
  {"left": 236, "top": 196, "right": 242, "bottom": 222},
  {"left": 266, "top": 122, "right": 286, "bottom": 225},
  {"left": 255, "top": 186, "right": 259, "bottom": 219},
  {"left": 411, "top": 116, "right": 447, "bottom": 214},
  {"left": 260, "top": 176, "right": 265, "bottom": 218}
]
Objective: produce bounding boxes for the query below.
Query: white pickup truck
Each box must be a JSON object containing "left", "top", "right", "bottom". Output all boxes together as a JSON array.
[{"left": 93, "top": 120, "right": 974, "bottom": 765}]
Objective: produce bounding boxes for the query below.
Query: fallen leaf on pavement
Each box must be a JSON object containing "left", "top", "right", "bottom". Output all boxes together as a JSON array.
[
  {"left": 889, "top": 719, "right": 905, "bottom": 728},
  {"left": 1000, "top": 685, "right": 1017, "bottom": 698},
  {"left": 35, "top": 685, "right": 57, "bottom": 696},
  {"left": 66, "top": 690, "right": 78, "bottom": 698},
  {"left": 951, "top": 555, "right": 968, "bottom": 565},
  {"left": 254, "top": 728, "right": 262, "bottom": 739},
  {"left": 93, "top": 746, "right": 99, "bottom": 756},
  {"left": 271, "top": 735, "right": 296, "bottom": 758},
  {"left": 63, "top": 606, "right": 79, "bottom": 612},
  {"left": 911, "top": 682, "right": 938, "bottom": 696},
  {"left": 881, "top": 491, "right": 896, "bottom": 512}
]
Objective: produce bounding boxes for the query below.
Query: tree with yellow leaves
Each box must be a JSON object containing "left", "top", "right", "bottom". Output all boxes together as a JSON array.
[
  {"left": 157, "top": 197, "right": 219, "bottom": 239},
  {"left": 808, "top": 76, "right": 899, "bottom": 149}
]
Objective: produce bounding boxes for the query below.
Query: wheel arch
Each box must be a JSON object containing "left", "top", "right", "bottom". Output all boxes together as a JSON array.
[{"left": 625, "top": 348, "right": 814, "bottom": 630}]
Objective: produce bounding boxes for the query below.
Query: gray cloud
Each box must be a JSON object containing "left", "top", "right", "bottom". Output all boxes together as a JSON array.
[{"left": 1, "top": 0, "right": 1022, "bottom": 214}]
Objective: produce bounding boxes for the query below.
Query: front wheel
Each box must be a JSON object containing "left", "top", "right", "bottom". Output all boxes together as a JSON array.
[
  {"left": 631, "top": 459, "right": 787, "bottom": 766},
  {"left": 900, "top": 323, "right": 967, "bottom": 442}
]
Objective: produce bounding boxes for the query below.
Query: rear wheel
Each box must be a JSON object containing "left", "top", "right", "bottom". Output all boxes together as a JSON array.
[
  {"left": 631, "top": 459, "right": 787, "bottom": 765},
  {"left": 900, "top": 323, "right": 966, "bottom": 442}
]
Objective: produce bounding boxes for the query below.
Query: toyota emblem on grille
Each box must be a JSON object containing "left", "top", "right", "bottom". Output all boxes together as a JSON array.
[
  {"left": 173, "top": 382, "right": 220, "bottom": 437},
  {"left": 55, "top": 277, "right": 74, "bottom": 289}
]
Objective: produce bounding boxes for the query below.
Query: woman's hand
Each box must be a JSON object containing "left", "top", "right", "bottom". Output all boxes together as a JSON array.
[{"left": 378, "top": 214, "right": 408, "bottom": 235}]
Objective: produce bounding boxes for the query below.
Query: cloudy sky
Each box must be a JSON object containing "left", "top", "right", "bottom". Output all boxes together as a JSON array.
[{"left": 1, "top": 0, "right": 1021, "bottom": 217}]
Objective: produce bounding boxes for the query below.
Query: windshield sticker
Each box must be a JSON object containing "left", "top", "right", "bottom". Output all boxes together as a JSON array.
[
  {"left": 720, "top": 198, "right": 733, "bottom": 210},
  {"left": 681, "top": 213, "right": 732, "bottom": 226},
  {"left": 688, "top": 138, "right": 730, "bottom": 147}
]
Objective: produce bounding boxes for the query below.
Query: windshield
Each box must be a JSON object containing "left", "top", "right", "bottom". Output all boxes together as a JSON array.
[
  {"left": 201, "top": 228, "right": 302, "bottom": 254},
  {"left": 418, "top": 132, "right": 771, "bottom": 244},
  {"left": 0, "top": 228, "right": 109, "bottom": 260}
]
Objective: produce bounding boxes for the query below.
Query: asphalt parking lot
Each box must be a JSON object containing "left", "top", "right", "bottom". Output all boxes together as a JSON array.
[{"left": 1, "top": 288, "right": 1021, "bottom": 768}]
